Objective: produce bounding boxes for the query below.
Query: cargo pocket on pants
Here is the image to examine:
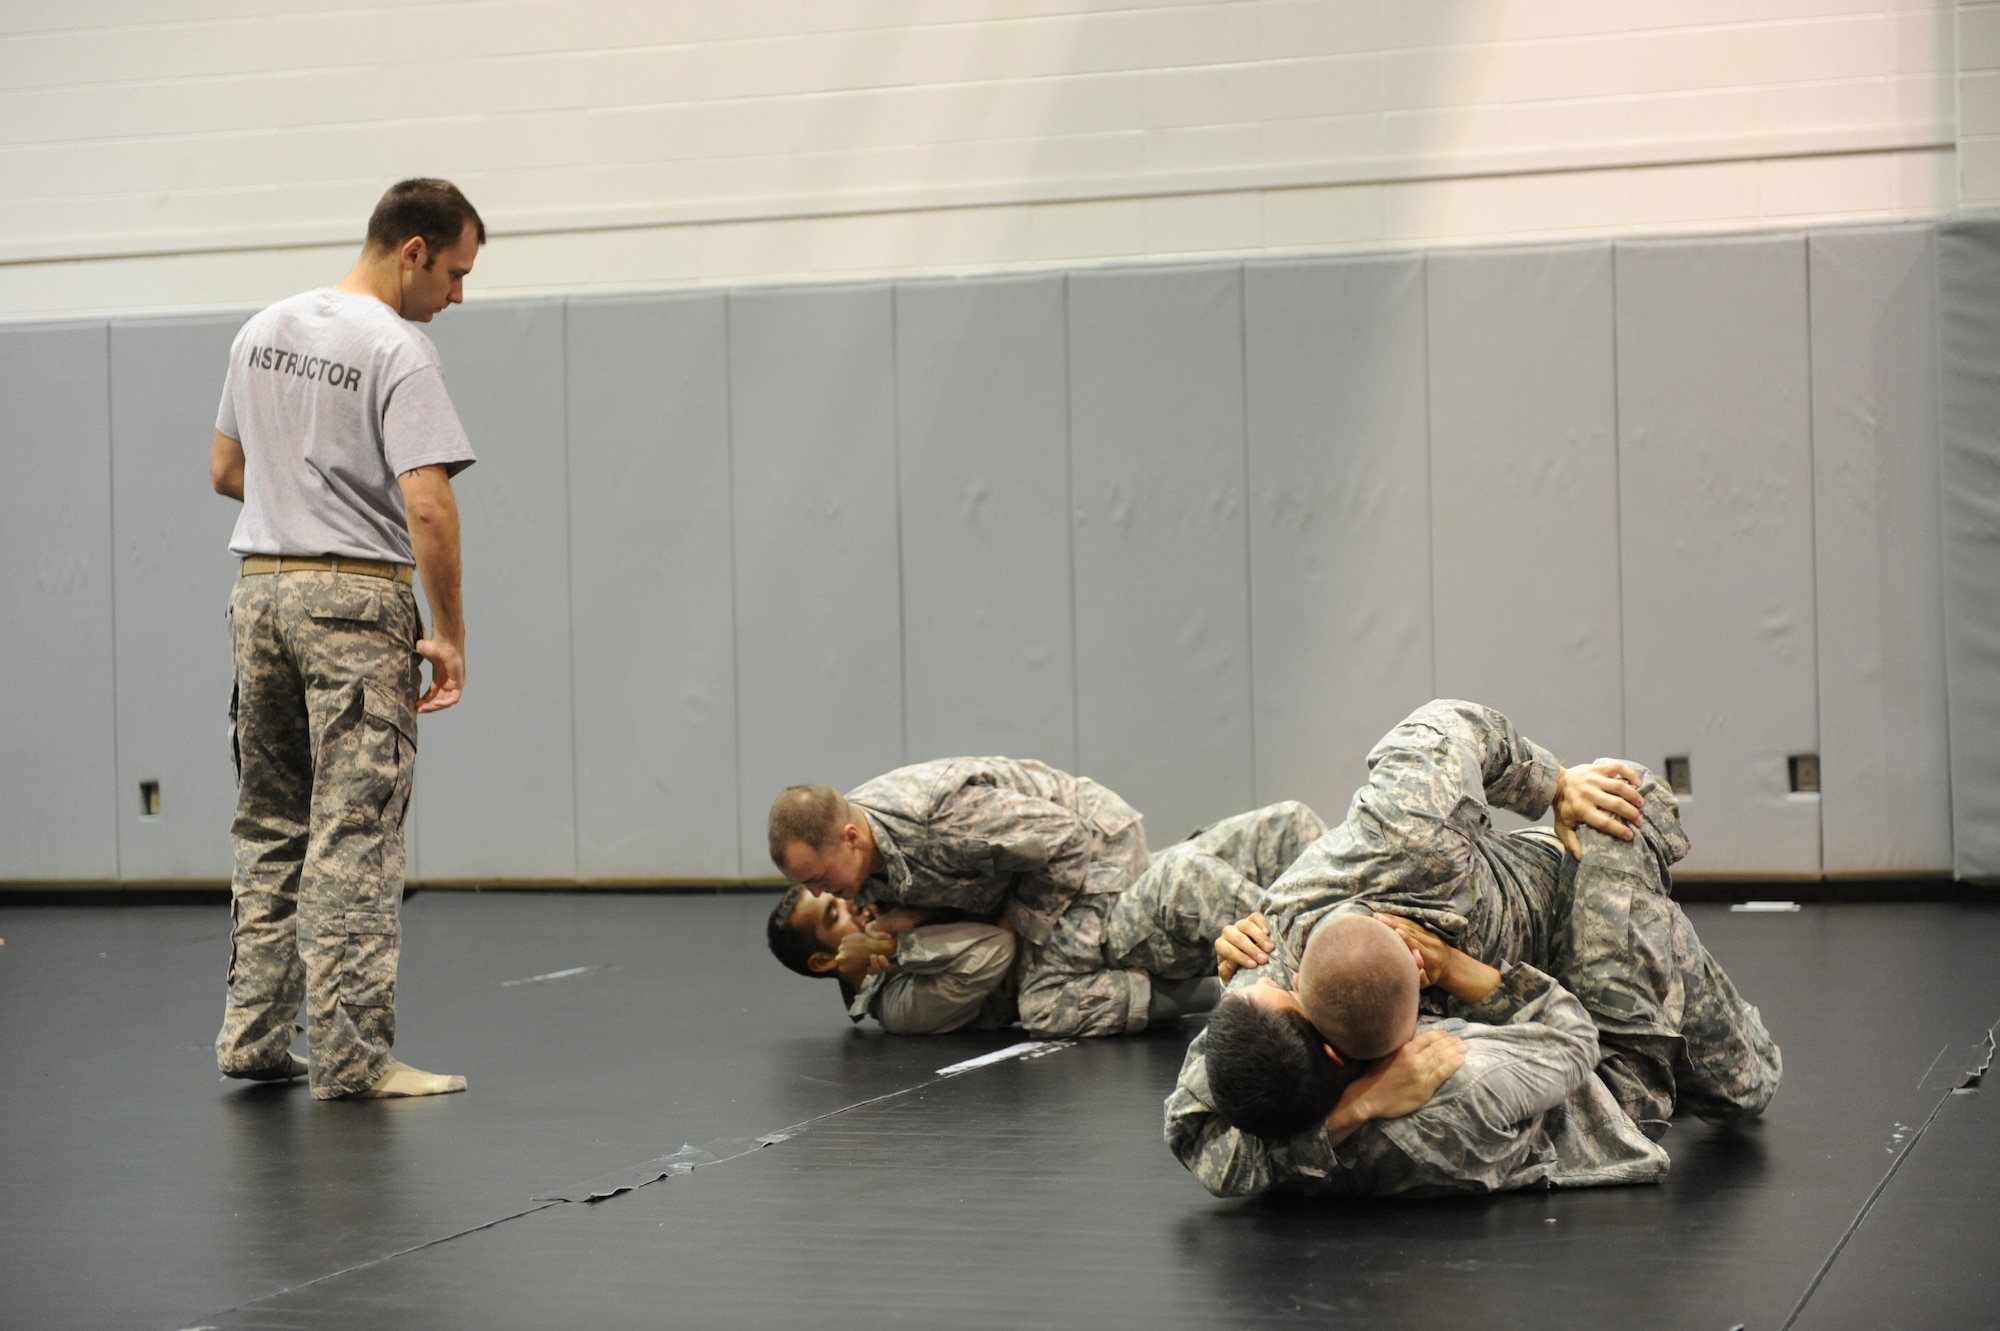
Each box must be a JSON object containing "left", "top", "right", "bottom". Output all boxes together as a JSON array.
[
  {"left": 360, "top": 681, "right": 418, "bottom": 830},
  {"left": 342, "top": 907, "right": 399, "bottom": 1008}
]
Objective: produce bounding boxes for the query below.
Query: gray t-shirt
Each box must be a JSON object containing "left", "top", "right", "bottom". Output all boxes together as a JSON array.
[{"left": 216, "top": 288, "right": 476, "bottom": 563}]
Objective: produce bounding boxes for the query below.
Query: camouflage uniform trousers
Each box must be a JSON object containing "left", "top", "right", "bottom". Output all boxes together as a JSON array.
[
  {"left": 1103, "top": 801, "right": 1327, "bottom": 980},
  {"left": 1548, "top": 765, "right": 1783, "bottom": 1130},
  {"left": 215, "top": 570, "right": 421, "bottom": 1099},
  {"left": 1014, "top": 819, "right": 1153, "bottom": 1038}
]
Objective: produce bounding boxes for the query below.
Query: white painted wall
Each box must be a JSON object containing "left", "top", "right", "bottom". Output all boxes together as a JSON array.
[
  {"left": 1961, "top": 1, "right": 2000, "bottom": 201},
  {"left": 0, "top": 0, "right": 1962, "bottom": 319}
]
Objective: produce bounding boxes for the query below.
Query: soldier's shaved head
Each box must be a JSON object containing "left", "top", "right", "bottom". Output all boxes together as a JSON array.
[
  {"left": 1296, "top": 914, "right": 1420, "bottom": 1060},
  {"left": 768, "top": 784, "right": 849, "bottom": 866}
]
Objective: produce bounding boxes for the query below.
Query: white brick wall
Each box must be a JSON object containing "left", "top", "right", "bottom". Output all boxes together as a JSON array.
[{"left": 0, "top": 1, "right": 1961, "bottom": 317}]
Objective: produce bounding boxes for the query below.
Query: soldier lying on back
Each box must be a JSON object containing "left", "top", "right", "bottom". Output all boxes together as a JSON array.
[
  {"left": 765, "top": 890, "right": 1020, "bottom": 1034},
  {"left": 767, "top": 801, "right": 1329, "bottom": 1037},
  {"left": 769, "top": 759, "right": 1155, "bottom": 1037},
  {"left": 1239, "top": 699, "right": 1779, "bottom": 1134},
  {"left": 1164, "top": 908, "right": 1669, "bottom": 1198}
]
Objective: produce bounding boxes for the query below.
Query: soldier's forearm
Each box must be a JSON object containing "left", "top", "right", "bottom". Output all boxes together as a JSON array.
[
  {"left": 1324, "top": 1092, "right": 1372, "bottom": 1147},
  {"left": 1437, "top": 948, "right": 1503, "bottom": 1005},
  {"left": 211, "top": 431, "right": 245, "bottom": 502},
  {"left": 400, "top": 466, "right": 464, "bottom": 644}
]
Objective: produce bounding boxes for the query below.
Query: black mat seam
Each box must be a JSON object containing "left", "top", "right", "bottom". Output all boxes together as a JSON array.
[
  {"left": 173, "top": 1200, "right": 564, "bottom": 1331},
  {"left": 174, "top": 1050, "right": 1062, "bottom": 1329},
  {"left": 1777, "top": 1015, "right": 1999, "bottom": 1331}
]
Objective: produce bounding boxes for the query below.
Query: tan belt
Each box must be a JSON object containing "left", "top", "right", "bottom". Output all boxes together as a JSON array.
[{"left": 241, "top": 555, "right": 414, "bottom": 585}]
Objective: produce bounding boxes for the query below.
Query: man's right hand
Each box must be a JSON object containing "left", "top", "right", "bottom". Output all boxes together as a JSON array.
[
  {"left": 1373, "top": 912, "right": 1452, "bottom": 988},
  {"left": 414, "top": 636, "right": 465, "bottom": 713},
  {"left": 1215, "top": 911, "right": 1273, "bottom": 982},
  {"left": 831, "top": 932, "right": 897, "bottom": 986},
  {"left": 1340, "top": 1029, "right": 1465, "bottom": 1125},
  {"left": 1551, "top": 759, "right": 1644, "bottom": 858}
]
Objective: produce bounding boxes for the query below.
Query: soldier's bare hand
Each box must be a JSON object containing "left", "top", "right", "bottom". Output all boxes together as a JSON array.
[
  {"left": 414, "top": 637, "right": 465, "bottom": 713},
  {"left": 865, "top": 906, "right": 933, "bottom": 936},
  {"left": 1372, "top": 912, "right": 1451, "bottom": 988},
  {"left": 1347, "top": 1029, "right": 1464, "bottom": 1122},
  {"left": 1215, "top": 911, "right": 1273, "bottom": 982},
  {"left": 832, "top": 932, "right": 896, "bottom": 987},
  {"left": 1552, "top": 760, "right": 1643, "bottom": 859}
]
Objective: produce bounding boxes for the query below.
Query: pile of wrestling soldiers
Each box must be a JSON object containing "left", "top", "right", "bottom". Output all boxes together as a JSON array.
[{"left": 765, "top": 699, "right": 1781, "bottom": 1200}]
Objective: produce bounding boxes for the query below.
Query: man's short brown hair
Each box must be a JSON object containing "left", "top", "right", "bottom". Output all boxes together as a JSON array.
[
  {"left": 365, "top": 178, "right": 485, "bottom": 264},
  {"left": 767, "top": 784, "right": 847, "bottom": 868}
]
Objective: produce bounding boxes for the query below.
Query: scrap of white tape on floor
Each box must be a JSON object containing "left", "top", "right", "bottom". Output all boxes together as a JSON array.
[{"left": 937, "top": 1040, "right": 1074, "bottom": 1076}]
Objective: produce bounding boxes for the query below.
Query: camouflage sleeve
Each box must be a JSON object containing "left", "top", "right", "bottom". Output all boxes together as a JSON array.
[
  {"left": 1416, "top": 699, "right": 1563, "bottom": 819},
  {"left": 1259, "top": 700, "right": 1561, "bottom": 961},
  {"left": 1444, "top": 964, "right": 1600, "bottom": 1132},
  {"left": 1163, "top": 1032, "right": 1343, "bottom": 1198},
  {"left": 868, "top": 924, "right": 1017, "bottom": 1035}
]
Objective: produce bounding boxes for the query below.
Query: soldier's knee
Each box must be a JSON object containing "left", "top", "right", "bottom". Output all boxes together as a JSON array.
[
  {"left": 1015, "top": 987, "right": 1082, "bottom": 1039},
  {"left": 1610, "top": 762, "right": 1692, "bottom": 867}
]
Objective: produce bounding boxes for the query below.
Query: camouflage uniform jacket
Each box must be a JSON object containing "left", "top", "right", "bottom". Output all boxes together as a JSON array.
[
  {"left": 849, "top": 758, "right": 1143, "bottom": 945},
  {"left": 1260, "top": 700, "right": 1573, "bottom": 978},
  {"left": 1163, "top": 963, "right": 1670, "bottom": 1198}
]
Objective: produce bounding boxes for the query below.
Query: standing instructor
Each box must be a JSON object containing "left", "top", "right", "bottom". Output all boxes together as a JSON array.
[{"left": 209, "top": 178, "right": 481, "bottom": 1099}]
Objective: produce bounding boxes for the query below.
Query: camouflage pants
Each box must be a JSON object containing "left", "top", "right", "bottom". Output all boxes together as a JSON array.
[
  {"left": 1016, "top": 820, "right": 1152, "bottom": 1038},
  {"left": 1104, "top": 801, "right": 1326, "bottom": 980},
  {"left": 1550, "top": 766, "right": 1782, "bottom": 1129},
  {"left": 215, "top": 571, "right": 421, "bottom": 1099}
]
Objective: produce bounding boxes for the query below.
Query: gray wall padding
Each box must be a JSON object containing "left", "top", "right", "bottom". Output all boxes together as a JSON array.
[
  {"left": 5, "top": 221, "right": 1980, "bottom": 883},
  {"left": 1938, "top": 217, "right": 2000, "bottom": 881},
  {"left": 1616, "top": 235, "right": 1822, "bottom": 877},
  {"left": 1068, "top": 264, "right": 1255, "bottom": 843},
  {"left": 0, "top": 322, "right": 119, "bottom": 878},
  {"left": 896, "top": 274, "right": 1078, "bottom": 768},
  {"left": 1428, "top": 244, "right": 1625, "bottom": 781},
  {"left": 728, "top": 283, "right": 905, "bottom": 872},
  {"left": 420, "top": 301, "right": 577, "bottom": 880},
  {"left": 1809, "top": 226, "right": 1952, "bottom": 875},
  {"left": 566, "top": 293, "right": 741, "bottom": 881},
  {"left": 109, "top": 315, "right": 246, "bottom": 880},
  {"left": 1243, "top": 255, "right": 1434, "bottom": 822}
]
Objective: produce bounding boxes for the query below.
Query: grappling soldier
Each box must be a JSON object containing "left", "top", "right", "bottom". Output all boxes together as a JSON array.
[{"left": 769, "top": 784, "right": 1324, "bottom": 1037}]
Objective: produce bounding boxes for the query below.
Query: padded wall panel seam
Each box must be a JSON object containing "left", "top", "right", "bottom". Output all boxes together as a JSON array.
[
  {"left": 1808, "top": 226, "right": 1952, "bottom": 875},
  {"left": 1616, "top": 234, "right": 1822, "bottom": 877},
  {"left": 895, "top": 274, "right": 1077, "bottom": 768},
  {"left": 729, "top": 282, "right": 904, "bottom": 874},
  {"left": 1244, "top": 254, "right": 1434, "bottom": 820},
  {"left": 565, "top": 293, "right": 741, "bottom": 881},
  {"left": 0, "top": 321, "right": 119, "bottom": 879},
  {"left": 1068, "top": 263, "right": 1255, "bottom": 841},
  {"left": 1427, "top": 242, "right": 1624, "bottom": 787},
  {"left": 109, "top": 314, "right": 246, "bottom": 881},
  {"left": 1937, "top": 216, "right": 2000, "bottom": 880},
  {"left": 416, "top": 300, "right": 578, "bottom": 880}
]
